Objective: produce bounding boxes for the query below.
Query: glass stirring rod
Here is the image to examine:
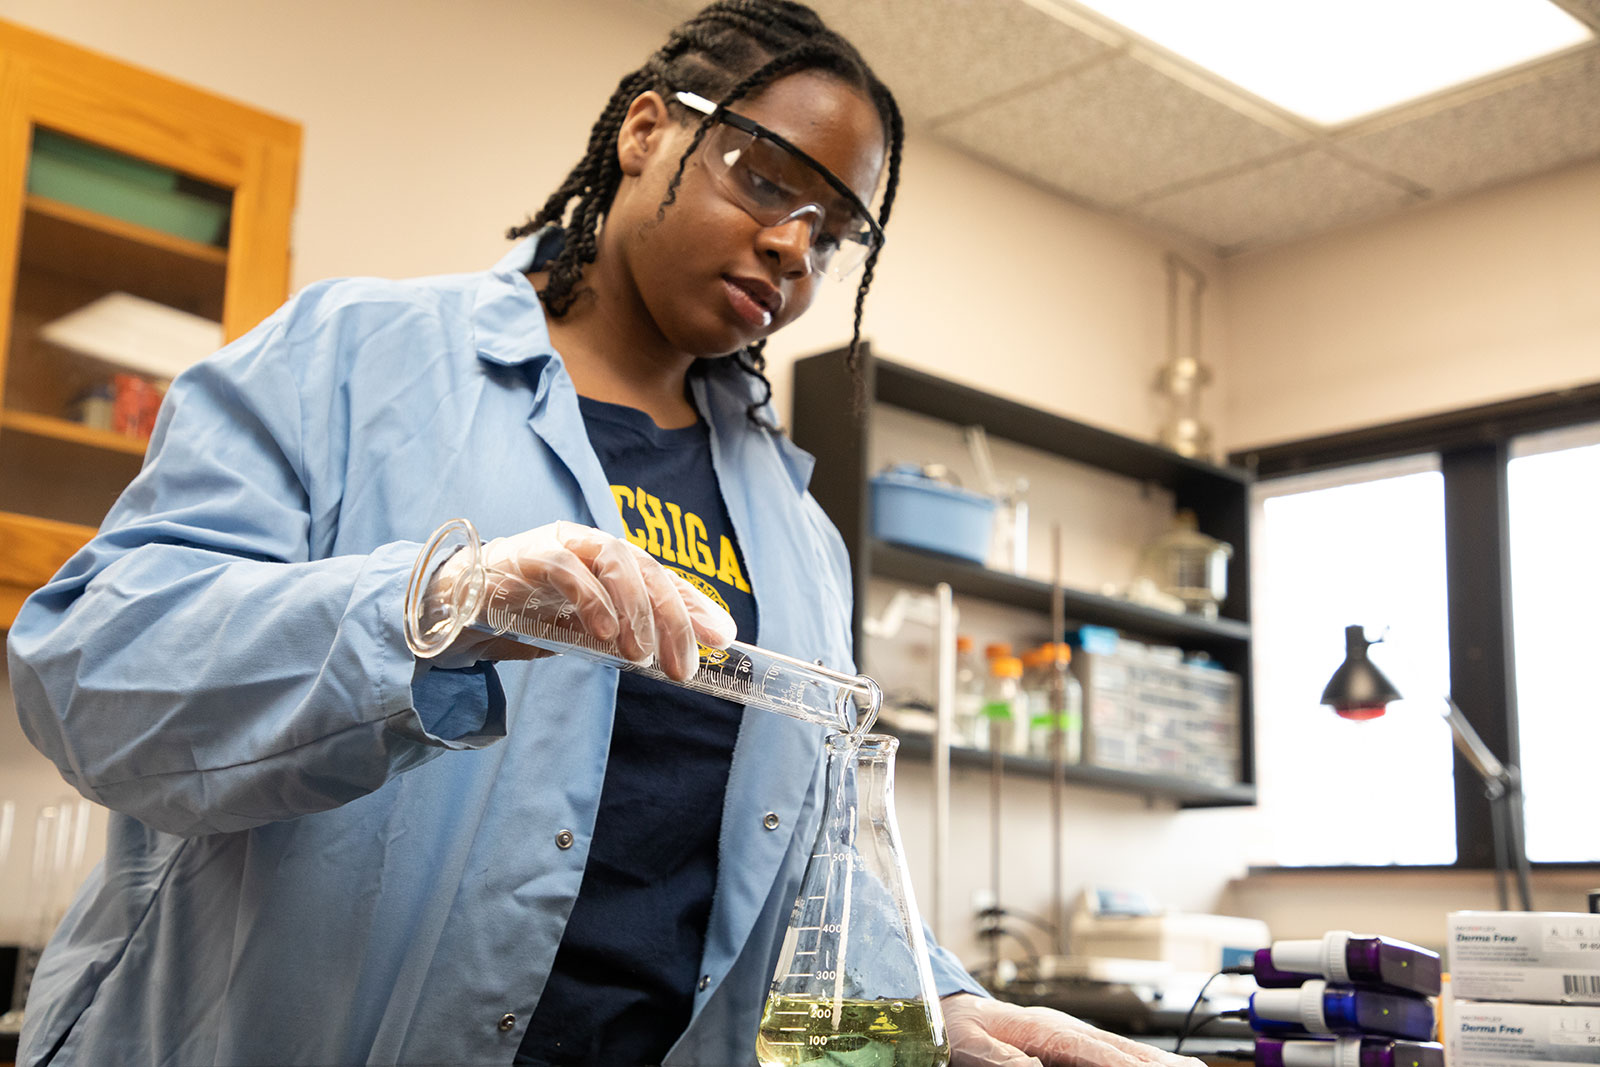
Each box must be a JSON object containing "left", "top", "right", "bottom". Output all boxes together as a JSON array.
[{"left": 404, "top": 518, "right": 880, "bottom": 736}]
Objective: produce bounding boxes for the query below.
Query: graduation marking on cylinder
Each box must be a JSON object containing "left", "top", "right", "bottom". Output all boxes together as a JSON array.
[{"left": 405, "top": 518, "right": 880, "bottom": 734}]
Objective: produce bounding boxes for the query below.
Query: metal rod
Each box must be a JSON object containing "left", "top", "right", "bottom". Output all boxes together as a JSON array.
[
  {"left": 990, "top": 730, "right": 1003, "bottom": 973},
  {"left": 932, "top": 582, "right": 956, "bottom": 941},
  {"left": 1442, "top": 696, "right": 1509, "bottom": 788},
  {"left": 1050, "top": 523, "right": 1067, "bottom": 956}
]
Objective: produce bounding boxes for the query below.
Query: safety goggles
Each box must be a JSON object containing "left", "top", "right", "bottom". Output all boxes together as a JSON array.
[{"left": 673, "top": 90, "right": 884, "bottom": 281}]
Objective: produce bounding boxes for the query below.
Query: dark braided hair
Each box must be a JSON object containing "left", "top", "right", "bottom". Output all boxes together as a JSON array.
[{"left": 507, "top": 0, "right": 904, "bottom": 425}]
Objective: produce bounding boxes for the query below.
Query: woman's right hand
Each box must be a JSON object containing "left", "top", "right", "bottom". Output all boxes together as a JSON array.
[{"left": 425, "top": 521, "right": 736, "bottom": 681}]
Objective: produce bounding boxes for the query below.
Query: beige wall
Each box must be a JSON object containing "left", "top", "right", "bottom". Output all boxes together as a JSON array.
[
  {"left": 1223, "top": 158, "right": 1600, "bottom": 449},
  {"left": 1205, "top": 157, "right": 1600, "bottom": 953},
  {"left": 0, "top": 0, "right": 1227, "bottom": 440},
  {"left": 0, "top": 0, "right": 1239, "bottom": 962},
  {"left": 2, "top": 0, "right": 1595, "bottom": 971}
]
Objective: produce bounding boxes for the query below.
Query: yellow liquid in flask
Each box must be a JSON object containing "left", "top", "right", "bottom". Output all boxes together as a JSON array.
[{"left": 756, "top": 995, "right": 949, "bottom": 1066}]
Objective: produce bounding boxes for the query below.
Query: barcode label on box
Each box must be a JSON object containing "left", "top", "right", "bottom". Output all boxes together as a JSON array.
[{"left": 1566, "top": 975, "right": 1600, "bottom": 999}]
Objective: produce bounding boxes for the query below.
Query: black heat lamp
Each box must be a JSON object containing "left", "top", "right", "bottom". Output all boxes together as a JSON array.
[{"left": 1320, "top": 624, "right": 1533, "bottom": 911}]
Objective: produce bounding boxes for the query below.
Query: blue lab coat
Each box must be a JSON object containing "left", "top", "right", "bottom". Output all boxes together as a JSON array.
[{"left": 8, "top": 237, "right": 981, "bottom": 1066}]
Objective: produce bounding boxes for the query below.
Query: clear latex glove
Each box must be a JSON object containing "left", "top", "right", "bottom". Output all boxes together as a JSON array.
[
  {"left": 943, "top": 994, "right": 1207, "bottom": 1067},
  {"left": 423, "top": 520, "right": 736, "bottom": 681}
]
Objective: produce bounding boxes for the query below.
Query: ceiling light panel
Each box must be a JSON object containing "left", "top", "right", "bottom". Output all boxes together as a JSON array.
[{"left": 1068, "top": 0, "right": 1594, "bottom": 125}]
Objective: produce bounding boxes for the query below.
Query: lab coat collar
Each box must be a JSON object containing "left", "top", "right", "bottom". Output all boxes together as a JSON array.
[
  {"left": 477, "top": 231, "right": 817, "bottom": 496},
  {"left": 691, "top": 370, "right": 815, "bottom": 495},
  {"left": 473, "top": 232, "right": 560, "bottom": 372}
]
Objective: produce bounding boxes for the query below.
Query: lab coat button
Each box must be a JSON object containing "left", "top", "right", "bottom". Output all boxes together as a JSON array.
[
  {"left": 763, "top": 812, "right": 780, "bottom": 830},
  {"left": 698, "top": 974, "right": 711, "bottom": 991},
  {"left": 555, "top": 829, "right": 574, "bottom": 849},
  {"left": 498, "top": 1013, "right": 516, "bottom": 1032}
]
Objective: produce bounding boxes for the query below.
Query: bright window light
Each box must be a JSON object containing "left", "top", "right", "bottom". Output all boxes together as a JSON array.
[
  {"left": 1509, "top": 424, "right": 1600, "bottom": 863},
  {"left": 1250, "top": 458, "right": 1456, "bottom": 867},
  {"left": 1072, "top": 0, "right": 1593, "bottom": 125}
]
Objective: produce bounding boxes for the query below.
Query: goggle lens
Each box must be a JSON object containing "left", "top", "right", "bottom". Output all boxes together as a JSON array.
[{"left": 703, "top": 125, "right": 878, "bottom": 280}]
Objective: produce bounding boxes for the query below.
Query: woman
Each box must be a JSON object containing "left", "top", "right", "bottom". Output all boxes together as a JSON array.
[{"left": 10, "top": 3, "right": 1201, "bottom": 1065}]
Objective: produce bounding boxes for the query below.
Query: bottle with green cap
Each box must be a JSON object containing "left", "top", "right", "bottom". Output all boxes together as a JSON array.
[
  {"left": 980, "top": 654, "right": 1025, "bottom": 754},
  {"left": 1026, "top": 642, "right": 1082, "bottom": 763}
]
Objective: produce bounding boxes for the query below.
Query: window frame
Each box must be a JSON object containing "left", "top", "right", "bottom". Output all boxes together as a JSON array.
[{"left": 1229, "top": 381, "right": 1600, "bottom": 873}]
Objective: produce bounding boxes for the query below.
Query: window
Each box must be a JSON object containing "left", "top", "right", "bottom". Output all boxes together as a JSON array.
[
  {"left": 1508, "top": 424, "right": 1600, "bottom": 863},
  {"left": 1232, "top": 385, "right": 1600, "bottom": 873},
  {"left": 1251, "top": 458, "right": 1456, "bottom": 866}
]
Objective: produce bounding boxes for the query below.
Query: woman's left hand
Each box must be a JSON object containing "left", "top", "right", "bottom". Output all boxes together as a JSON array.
[{"left": 942, "top": 993, "right": 1207, "bottom": 1067}]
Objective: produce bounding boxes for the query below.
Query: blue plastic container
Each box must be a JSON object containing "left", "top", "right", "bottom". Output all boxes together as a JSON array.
[{"left": 870, "top": 464, "right": 997, "bottom": 564}]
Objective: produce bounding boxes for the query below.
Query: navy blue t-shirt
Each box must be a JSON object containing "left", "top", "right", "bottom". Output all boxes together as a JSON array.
[{"left": 516, "top": 395, "right": 758, "bottom": 1066}]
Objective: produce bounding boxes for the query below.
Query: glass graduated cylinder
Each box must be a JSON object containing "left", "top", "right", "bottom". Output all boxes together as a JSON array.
[
  {"left": 403, "top": 518, "right": 880, "bottom": 735},
  {"left": 758, "top": 733, "right": 949, "bottom": 1067}
]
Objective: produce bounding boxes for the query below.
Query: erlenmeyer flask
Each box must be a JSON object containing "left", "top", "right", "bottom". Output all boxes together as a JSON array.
[{"left": 758, "top": 733, "right": 949, "bottom": 1066}]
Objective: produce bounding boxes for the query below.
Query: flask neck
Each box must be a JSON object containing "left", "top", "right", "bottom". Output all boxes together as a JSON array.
[{"left": 823, "top": 733, "right": 898, "bottom": 835}]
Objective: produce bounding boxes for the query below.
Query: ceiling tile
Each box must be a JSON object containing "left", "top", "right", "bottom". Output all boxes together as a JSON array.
[
  {"left": 1334, "top": 47, "right": 1600, "bottom": 198},
  {"left": 1550, "top": 0, "right": 1600, "bottom": 30},
  {"left": 1129, "top": 148, "right": 1422, "bottom": 253},
  {"left": 630, "top": 0, "right": 1596, "bottom": 253},
  {"left": 634, "top": 0, "right": 1111, "bottom": 126},
  {"left": 802, "top": 0, "right": 1113, "bottom": 125},
  {"left": 933, "top": 54, "right": 1301, "bottom": 207}
]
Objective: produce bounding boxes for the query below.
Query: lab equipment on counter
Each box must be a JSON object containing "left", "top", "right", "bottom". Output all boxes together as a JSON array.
[
  {"left": 1067, "top": 890, "right": 1269, "bottom": 975},
  {"left": 1250, "top": 932, "right": 1440, "bottom": 998},
  {"left": 1, "top": 797, "right": 94, "bottom": 1035},
  {"left": 1243, "top": 981, "right": 1437, "bottom": 1041},
  {"left": 405, "top": 518, "right": 879, "bottom": 735},
  {"left": 1138, "top": 510, "right": 1232, "bottom": 620},
  {"left": 758, "top": 733, "right": 949, "bottom": 1066},
  {"left": 1077, "top": 640, "right": 1242, "bottom": 788},
  {"left": 869, "top": 463, "right": 996, "bottom": 565},
  {"left": 1244, "top": 1036, "right": 1444, "bottom": 1067}
]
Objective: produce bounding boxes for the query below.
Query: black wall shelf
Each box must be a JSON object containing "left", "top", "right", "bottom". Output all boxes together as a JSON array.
[
  {"left": 792, "top": 344, "right": 1256, "bottom": 809},
  {"left": 872, "top": 542, "right": 1251, "bottom": 651},
  {"left": 894, "top": 733, "right": 1257, "bottom": 809}
]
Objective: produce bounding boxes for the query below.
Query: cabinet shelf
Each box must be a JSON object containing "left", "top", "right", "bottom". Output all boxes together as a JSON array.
[
  {"left": 874, "top": 358, "right": 1251, "bottom": 499},
  {"left": 2, "top": 409, "right": 149, "bottom": 456},
  {"left": 871, "top": 540, "right": 1251, "bottom": 652},
  {"left": 894, "top": 733, "right": 1256, "bottom": 808},
  {"left": 28, "top": 194, "right": 229, "bottom": 265},
  {"left": 20, "top": 195, "right": 228, "bottom": 323},
  {"left": 792, "top": 343, "right": 1256, "bottom": 805}
]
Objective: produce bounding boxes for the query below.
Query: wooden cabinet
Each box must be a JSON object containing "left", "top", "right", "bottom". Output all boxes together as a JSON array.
[
  {"left": 0, "top": 20, "right": 300, "bottom": 626},
  {"left": 792, "top": 344, "right": 1255, "bottom": 807}
]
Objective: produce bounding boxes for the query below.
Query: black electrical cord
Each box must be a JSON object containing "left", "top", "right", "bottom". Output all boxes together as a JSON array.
[
  {"left": 1175, "top": 1013, "right": 1228, "bottom": 1053},
  {"left": 1173, "top": 966, "right": 1251, "bottom": 1055}
]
